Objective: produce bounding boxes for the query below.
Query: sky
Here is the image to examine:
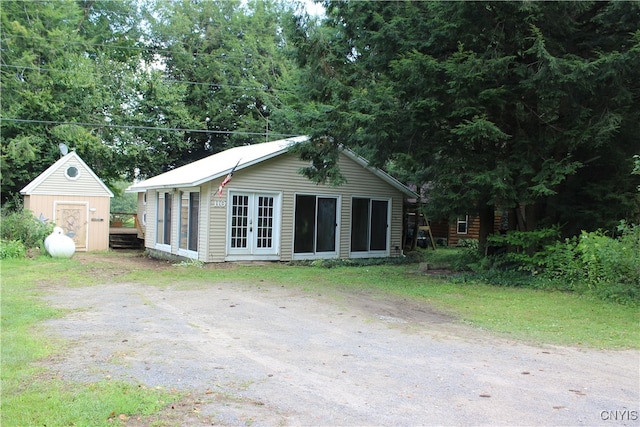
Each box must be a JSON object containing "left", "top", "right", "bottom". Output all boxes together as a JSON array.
[{"left": 304, "top": 0, "right": 325, "bottom": 17}]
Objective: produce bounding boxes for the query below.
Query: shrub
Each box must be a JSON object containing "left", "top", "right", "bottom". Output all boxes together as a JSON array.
[
  {"left": 538, "top": 224, "right": 640, "bottom": 304},
  {"left": 0, "top": 207, "right": 53, "bottom": 253},
  {"left": 290, "top": 255, "right": 421, "bottom": 268},
  {"left": 486, "top": 227, "right": 561, "bottom": 272},
  {"left": 467, "top": 224, "right": 639, "bottom": 304},
  {"left": 0, "top": 239, "right": 26, "bottom": 259},
  {"left": 457, "top": 239, "right": 479, "bottom": 250}
]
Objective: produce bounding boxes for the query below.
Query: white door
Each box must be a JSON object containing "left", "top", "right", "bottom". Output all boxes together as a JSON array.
[{"left": 227, "top": 192, "right": 280, "bottom": 258}]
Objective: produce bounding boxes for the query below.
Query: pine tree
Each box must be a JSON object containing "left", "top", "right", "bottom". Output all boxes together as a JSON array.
[{"left": 290, "top": 1, "right": 640, "bottom": 249}]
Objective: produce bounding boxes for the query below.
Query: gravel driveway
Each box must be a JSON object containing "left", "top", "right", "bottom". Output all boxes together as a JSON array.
[{"left": 42, "top": 267, "right": 639, "bottom": 426}]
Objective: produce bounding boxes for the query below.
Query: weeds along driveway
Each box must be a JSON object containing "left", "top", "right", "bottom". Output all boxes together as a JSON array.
[{"left": 43, "top": 278, "right": 638, "bottom": 426}]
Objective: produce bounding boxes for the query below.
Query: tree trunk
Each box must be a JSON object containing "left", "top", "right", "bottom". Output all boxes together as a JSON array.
[{"left": 477, "top": 202, "right": 495, "bottom": 255}]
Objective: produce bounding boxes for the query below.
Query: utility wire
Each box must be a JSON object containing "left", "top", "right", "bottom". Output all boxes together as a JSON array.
[{"left": 0, "top": 117, "right": 299, "bottom": 138}]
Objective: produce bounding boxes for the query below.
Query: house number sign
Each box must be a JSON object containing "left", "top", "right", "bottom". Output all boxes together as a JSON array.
[{"left": 212, "top": 199, "right": 226, "bottom": 208}]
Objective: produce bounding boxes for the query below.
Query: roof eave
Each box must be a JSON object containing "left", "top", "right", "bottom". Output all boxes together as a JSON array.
[{"left": 127, "top": 144, "right": 296, "bottom": 192}]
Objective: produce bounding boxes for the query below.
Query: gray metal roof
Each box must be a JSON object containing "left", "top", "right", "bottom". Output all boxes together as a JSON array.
[{"left": 127, "top": 135, "right": 417, "bottom": 197}]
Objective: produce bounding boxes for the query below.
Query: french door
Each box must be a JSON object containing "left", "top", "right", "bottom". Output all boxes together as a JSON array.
[{"left": 228, "top": 192, "right": 280, "bottom": 257}]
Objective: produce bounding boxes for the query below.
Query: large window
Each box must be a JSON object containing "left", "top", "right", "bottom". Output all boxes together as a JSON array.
[
  {"left": 294, "top": 195, "right": 338, "bottom": 256},
  {"left": 179, "top": 191, "right": 199, "bottom": 253},
  {"left": 156, "top": 192, "right": 172, "bottom": 246},
  {"left": 351, "top": 198, "right": 389, "bottom": 254}
]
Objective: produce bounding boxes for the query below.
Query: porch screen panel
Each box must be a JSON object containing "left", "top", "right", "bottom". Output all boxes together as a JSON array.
[
  {"left": 179, "top": 193, "right": 189, "bottom": 250},
  {"left": 256, "top": 196, "right": 274, "bottom": 249},
  {"left": 231, "top": 194, "right": 249, "bottom": 248},
  {"left": 188, "top": 192, "right": 199, "bottom": 251},
  {"left": 316, "top": 197, "right": 337, "bottom": 252},
  {"left": 156, "top": 194, "right": 165, "bottom": 244},
  {"left": 370, "top": 200, "right": 388, "bottom": 250},
  {"left": 351, "top": 198, "right": 369, "bottom": 252},
  {"left": 164, "top": 193, "right": 172, "bottom": 245},
  {"left": 294, "top": 195, "right": 315, "bottom": 253},
  {"left": 157, "top": 192, "right": 172, "bottom": 245}
]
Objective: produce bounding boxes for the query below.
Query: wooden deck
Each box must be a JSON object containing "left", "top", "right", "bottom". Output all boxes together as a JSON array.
[{"left": 109, "top": 225, "right": 143, "bottom": 249}]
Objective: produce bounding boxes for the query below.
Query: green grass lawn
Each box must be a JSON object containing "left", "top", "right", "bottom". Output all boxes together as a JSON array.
[{"left": 2, "top": 252, "right": 638, "bottom": 426}]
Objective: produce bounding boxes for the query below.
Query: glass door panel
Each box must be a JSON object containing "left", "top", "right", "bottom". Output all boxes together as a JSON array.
[
  {"left": 230, "top": 194, "right": 249, "bottom": 250},
  {"left": 316, "top": 197, "right": 337, "bottom": 252},
  {"left": 370, "top": 200, "right": 388, "bottom": 251},
  {"left": 351, "top": 198, "right": 369, "bottom": 252},
  {"left": 294, "top": 195, "right": 316, "bottom": 253}
]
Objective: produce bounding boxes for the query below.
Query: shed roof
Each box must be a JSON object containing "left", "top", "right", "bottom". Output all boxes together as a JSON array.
[
  {"left": 20, "top": 151, "right": 114, "bottom": 197},
  {"left": 127, "top": 136, "right": 417, "bottom": 197}
]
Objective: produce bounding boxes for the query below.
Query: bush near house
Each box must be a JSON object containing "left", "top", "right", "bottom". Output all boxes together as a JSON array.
[
  {"left": 455, "top": 222, "right": 640, "bottom": 305},
  {"left": 0, "top": 207, "right": 53, "bottom": 258}
]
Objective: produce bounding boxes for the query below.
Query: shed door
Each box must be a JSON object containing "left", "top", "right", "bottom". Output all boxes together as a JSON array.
[
  {"left": 228, "top": 192, "right": 279, "bottom": 256},
  {"left": 54, "top": 202, "right": 88, "bottom": 251}
]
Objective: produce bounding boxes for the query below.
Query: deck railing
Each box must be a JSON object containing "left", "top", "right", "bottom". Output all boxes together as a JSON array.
[{"left": 109, "top": 212, "right": 137, "bottom": 227}]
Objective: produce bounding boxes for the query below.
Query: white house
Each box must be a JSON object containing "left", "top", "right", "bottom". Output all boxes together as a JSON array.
[{"left": 128, "top": 136, "right": 417, "bottom": 262}]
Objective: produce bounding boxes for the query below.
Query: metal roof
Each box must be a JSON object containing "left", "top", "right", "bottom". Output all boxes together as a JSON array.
[
  {"left": 127, "top": 136, "right": 306, "bottom": 192},
  {"left": 127, "top": 135, "right": 417, "bottom": 197}
]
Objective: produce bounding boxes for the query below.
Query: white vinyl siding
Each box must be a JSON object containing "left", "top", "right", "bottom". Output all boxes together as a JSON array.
[
  {"left": 204, "top": 152, "right": 404, "bottom": 262},
  {"left": 144, "top": 190, "right": 158, "bottom": 248},
  {"left": 142, "top": 151, "right": 407, "bottom": 263},
  {"left": 25, "top": 155, "right": 112, "bottom": 197}
]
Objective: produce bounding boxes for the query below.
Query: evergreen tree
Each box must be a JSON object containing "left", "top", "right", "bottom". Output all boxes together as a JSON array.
[{"left": 290, "top": 1, "right": 640, "bottom": 248}]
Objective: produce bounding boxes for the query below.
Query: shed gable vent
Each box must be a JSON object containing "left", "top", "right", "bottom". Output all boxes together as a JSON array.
[{"left": 65, "top": 165, "right": 80, "bottom": 180}]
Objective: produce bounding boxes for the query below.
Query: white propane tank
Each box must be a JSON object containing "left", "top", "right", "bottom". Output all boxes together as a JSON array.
[{"left": 44, "top": 226, "right": 76, "bottom": 258}]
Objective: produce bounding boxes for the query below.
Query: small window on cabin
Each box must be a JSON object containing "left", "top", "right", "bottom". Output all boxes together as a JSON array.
[
  {"left": 65, "top": 165, "right": 80, "bottom": 180},
  {"left": 456, "top": 215, "right": 469, "bottom": 234}
]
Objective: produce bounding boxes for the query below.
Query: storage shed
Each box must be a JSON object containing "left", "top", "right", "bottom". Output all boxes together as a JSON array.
[
  {"left": 128, "top": 136, "right": 417, "bottom": 263},
  {"left": 21, "top": 151, "right": 114, "bottom": 252}
]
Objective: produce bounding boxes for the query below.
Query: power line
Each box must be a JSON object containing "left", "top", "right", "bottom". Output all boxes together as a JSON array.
[{"left": 0, "top": 117, "right": 299, "bottom": 138}]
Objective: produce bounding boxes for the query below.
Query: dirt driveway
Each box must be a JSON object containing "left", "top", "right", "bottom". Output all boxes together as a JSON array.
[{"left": 42, "top": 253, "right": 638, "bottom": 426}]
